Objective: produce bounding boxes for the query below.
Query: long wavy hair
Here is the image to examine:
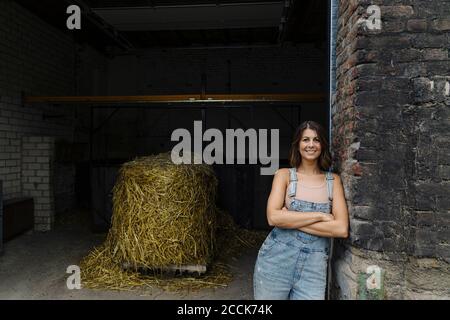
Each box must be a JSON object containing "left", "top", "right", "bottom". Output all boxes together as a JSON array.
[{"left": 289, "top": 121, "right": 332, "bottom": 171}]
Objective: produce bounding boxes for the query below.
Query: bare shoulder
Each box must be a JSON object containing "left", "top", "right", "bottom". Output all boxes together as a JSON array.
[
  {"left": 275, "top": 168, "right": 290, "bottom": 176},
  {"left": 331, "top": 173, "right": 343, "bottom": 188},
  {"left": 331, "top": 172, "right": 341, "bottom": 181},
  {"left": 274, "top": 168, "right": 290, "bottom": 184}
]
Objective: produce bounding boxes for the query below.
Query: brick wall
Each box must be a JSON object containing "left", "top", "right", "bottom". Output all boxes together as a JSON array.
[
  {"left": 0, "top": 1, "right": 96, "bottom": 230},
  {"left": 22, "top": 136, "right": 55, "bottom": 231},
  {"left": 331, "top": 0, "right": 450, "bottom": 299}
]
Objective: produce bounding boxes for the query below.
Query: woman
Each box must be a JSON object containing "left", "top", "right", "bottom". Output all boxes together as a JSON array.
[{"left": 253, "top": 121, "right": 349, "bottom": 300}]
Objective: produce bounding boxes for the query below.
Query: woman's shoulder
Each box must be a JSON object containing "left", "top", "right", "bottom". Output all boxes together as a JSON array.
[
  {"left": 329, "top": 172, "right": 342, "bottom": 182},
  {"left": 274, "top": 168, "right": 292, "bottom": 182},
  {"left": 274, "top": 168, "right": 292, "bottom": 177}
]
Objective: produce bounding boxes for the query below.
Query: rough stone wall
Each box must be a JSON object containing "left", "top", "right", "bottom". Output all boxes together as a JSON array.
[{"left": 331, "top": 0, "right": 450, "bottom": 299}]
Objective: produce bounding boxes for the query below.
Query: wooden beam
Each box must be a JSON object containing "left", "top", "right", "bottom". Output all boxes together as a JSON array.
[{"left": 24, "top": 93, "right": 325, "bottom": 104}]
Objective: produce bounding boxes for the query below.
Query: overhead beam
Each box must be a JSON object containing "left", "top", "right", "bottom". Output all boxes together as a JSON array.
[{"left": 24, "top": 93, "right": 325, "bottom": 104}]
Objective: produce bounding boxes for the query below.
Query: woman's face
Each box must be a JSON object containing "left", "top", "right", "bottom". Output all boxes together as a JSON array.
[{"left": 299, "top": 128, "right": 322, "bottom": 161}]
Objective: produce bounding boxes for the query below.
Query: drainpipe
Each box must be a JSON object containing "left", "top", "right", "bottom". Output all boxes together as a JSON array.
[
  {"left": 327, "top": 0, "right": 339, "bottom": 300},
  {"left": 329, "top": 0, "right": 338, "bottom": 145}
]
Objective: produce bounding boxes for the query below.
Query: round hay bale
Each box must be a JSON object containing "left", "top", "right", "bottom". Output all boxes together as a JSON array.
[
  {"left": 80, "top": 152, "right": 268, "bottom": 292},
  {"left": 108, "top": 153, "right": 218, "bottom": 269}
]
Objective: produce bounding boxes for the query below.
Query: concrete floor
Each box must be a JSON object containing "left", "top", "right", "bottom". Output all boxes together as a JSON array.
[{"left": 0, "top": 215, "right": 258, "bottom": 300}]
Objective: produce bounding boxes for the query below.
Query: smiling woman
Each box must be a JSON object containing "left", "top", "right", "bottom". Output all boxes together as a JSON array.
[{"left": 253, "top": 120, "right": 349, "bottom": 300}]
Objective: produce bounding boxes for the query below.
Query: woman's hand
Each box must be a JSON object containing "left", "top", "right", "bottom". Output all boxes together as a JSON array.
[{"left": 297, "top": 174, "right": 349, "bottom": 238}]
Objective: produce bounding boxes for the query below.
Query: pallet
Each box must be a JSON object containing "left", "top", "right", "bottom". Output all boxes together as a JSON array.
[{"left": 122, "top": 262, "right": 207, "bottom": 275}]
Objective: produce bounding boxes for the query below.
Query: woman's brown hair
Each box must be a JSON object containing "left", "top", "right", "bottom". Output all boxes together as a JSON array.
[{"left": 289, "top": 121, "right": 332, "bottom": 171}]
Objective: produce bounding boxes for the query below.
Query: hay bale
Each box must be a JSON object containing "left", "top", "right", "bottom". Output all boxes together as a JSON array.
[
  {"left": 108, "top": 153, "right": 218, "bottom": 270},
  {"left": 79, "top": 153, "right": 268, "bottom": 292}
]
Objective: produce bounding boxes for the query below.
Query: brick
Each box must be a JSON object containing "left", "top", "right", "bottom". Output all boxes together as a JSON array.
[
  {"left": 414, "top": 245, "right": 437, "bottom": 258},
  {"left": 22, "top": 156, "right": 37, "bottom": 163},
  {"left": 36, "top": 170, "right": 49, "bottom": 177},
  {"left": 29, "top": 149, "right": 45, "bottom": 156},
  {"left": 23, "top": 183, "right": 34, "bottom": 190},
  {"left": 28, "top": 177, "right": 42, "bottom": 183},
  {"left": 412, "top": 77, "right": 435, "bottom": 103},
  {"left": 383, "top": 21, "right": 405, "bottom": 33},
  {"left": 407, "top": 19, "right": 427, "bottom": 32},
  {"left": 28, "top": 137, "right": 42, "bottom": 143},
  {"left": 436, "top": 246, "right": 450, "bottom": 264},
  {"left": 423, "top": 49, "right": 448, "bottom": 61},
  {"left": 416, "top": 212, "right": 436, "bottom": 228},
  {"left": 5, "top": 159, "right": 18, "bottom": 166},
  {"left": 411, "top": 34, "right": 448, "bottom": 48},
  {"left": 381, "top": 6, "right": 414, "bottom": 18},
  {"left": 22, "top": 169, "right": 35, "bottom": 176},
  {"left": 437, "top": 229, "right": 450, "bottom": 243},
  {"left": 0, "top": 153, "right": 10, "bottom": 160},
  {"left": 438, "top": 165, "right": 450, "bottom": 180},
  {"left": 431, "top": 19, "right": 450, "bottom": 31},
  {"left": 40, "top": 191, "right": 52, "bottom": 197},
  {"left": 37, "top": 198, "right": 52, "bottom": 205},
  {"left": 350, "top": 219, "right": 386, "bottom": 251},
  {"left": 437, "top": 194, "right": 450, "bottom": 211},
  {"left": 352, "top": 205, "right": 376, "bottom": 220},
  {"left": 37, "top": 184, "right": 49, "bottom": 191},
  {"left": 36, "top": 157, "right": 49, "bottom": 164},
  {"left": 36, "top": 143, "right": 51, "bottom": 150},
  {"left": 41, "top": 137, "right": 55, "bottom": 143}
]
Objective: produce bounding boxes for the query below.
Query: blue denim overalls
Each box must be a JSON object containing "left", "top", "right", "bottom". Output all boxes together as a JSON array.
[{"left": 253, "top": 168, "right": 334, "bottom": 300}]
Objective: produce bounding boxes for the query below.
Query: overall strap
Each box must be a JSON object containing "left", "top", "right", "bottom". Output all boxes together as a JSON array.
[
  {"left": 326, "top": 171, "right": 334, "bottom": 202},
  {"left": 287, "top": 168, "right": 298, "bottom": 198}
]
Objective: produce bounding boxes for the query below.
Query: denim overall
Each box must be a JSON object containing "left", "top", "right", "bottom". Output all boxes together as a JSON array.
[{"left": 253, "top": 168, "right": 334, "bottom": 300}]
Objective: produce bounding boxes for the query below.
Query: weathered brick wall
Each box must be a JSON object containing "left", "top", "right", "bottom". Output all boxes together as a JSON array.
[{"left": 331, "top": 0, "right": 450, "bottom": 299}]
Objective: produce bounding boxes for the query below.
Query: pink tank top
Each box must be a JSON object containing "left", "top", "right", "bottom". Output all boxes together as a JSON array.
[{"left": 285, "top": 171, "right": 330, "bottom": 205}]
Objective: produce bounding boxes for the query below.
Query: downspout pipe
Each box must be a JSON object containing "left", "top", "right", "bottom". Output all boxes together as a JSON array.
[
  {"left": 329, "top": 0, "right": 338, "bottom": 147},
  {"left": 327, "top": 0, "right": 339, "bottom": 300}
]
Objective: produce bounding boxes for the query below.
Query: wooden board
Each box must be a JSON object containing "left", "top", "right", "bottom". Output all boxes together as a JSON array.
[
  {"left": 3, "top": 197, "right": 34, "bottom": 241},
  {"left": 24, "top": 93, "right": 325, "bottom": 104},
  {"left": 122, "top": 262, "right": 207, "bottom": 275}
]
